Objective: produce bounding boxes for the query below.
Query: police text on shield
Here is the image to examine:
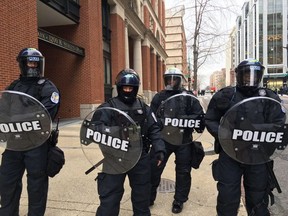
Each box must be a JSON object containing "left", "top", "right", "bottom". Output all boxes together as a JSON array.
[
  {"left": 232, "top": 129, "right": 284, "bottom": 143},
  {"left": 164, "top": 118, "right": 201, "bottom": 128},
  {"left": 0, "top": 121, "right": 41, "bottom": 133},
  {"left": 85, "top": 128, "right": 129, "bottom": 152}
]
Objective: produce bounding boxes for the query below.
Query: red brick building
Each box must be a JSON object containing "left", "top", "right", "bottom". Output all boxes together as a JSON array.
[{"left": 0, "top": 0, "right": 167, "bottom": 119}]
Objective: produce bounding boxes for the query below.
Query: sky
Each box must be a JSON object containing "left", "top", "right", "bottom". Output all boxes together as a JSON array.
[{"left": 165, "top": 0, "right": 247, "bottom": 88}]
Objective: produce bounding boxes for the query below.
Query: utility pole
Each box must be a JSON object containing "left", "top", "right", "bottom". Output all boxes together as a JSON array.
[{"left": 188, "top": 53, "right": 192, "bottom": 91}]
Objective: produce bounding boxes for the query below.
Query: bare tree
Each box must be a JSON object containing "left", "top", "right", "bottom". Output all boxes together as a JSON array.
[
  {"left": 196, "top": 73, "right": 208, "bottom": 90},
  {"left": 166, "top": 0, "right": 243, "bottom": 90}
]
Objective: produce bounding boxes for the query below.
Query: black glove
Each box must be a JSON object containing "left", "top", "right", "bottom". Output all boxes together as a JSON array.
[
  {"left": 195, "top": 115, "right": 205, "bottom": 133},
  {"left": 49, "top": 129, "right": 59, "bottom": 147},
  {"left": 214, "top": 138, "right": 222, "bottom": 154},
  {"left": 195, "top": 128, "right": 204, "bottom": 133},
  {"left": 155, "top": 151, "right": 165, "bottom": 162}
]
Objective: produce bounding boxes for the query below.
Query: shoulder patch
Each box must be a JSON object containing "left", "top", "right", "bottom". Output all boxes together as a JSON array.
[
  {"left": 38, "top": 79, "right": 46, "bottom": 85},
  {"left": 281, "top": 101, "right": 286, "bottom": 113},
  {"left": 51, "top": 92, "right": 60, "bottom": 104},
  {"left": 137, "top": 109, "right": 143, "bottom": 114},
  {"left": 151, "top": 112, "right": 157, "bottom": 122},
  {"left": 258, "top": 89, "right": 266, "bottom": 96}
]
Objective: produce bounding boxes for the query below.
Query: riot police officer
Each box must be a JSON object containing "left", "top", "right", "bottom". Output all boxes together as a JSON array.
[
  {"left": 94, "top": 69, "right": 165, "bottom": 216},
  {"left": 150, "top": 68, "right": 205, "bottom": 213},
  {"left": 205, "top": 59, "right": 283, "bottom": 216},
  {"left": 0, "top": 48, "right": 60, "bottom": 215}
]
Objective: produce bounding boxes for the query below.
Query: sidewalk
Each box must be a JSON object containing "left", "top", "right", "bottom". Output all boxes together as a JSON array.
[{"left": 13, "top": 119, "right": 287, "bottom": 215}]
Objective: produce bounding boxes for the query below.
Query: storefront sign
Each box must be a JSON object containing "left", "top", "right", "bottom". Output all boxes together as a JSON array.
[{"left": 38, "top": 29, "right": 85, "bottom": 56}]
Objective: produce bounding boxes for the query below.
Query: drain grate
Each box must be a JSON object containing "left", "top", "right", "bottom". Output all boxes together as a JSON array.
[{"left": 157, "top": 178, "right": 175, "bottom": 193}]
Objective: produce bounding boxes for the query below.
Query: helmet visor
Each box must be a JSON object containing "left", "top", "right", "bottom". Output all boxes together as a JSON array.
[
  {"left": 164, "top": 75, "right": 182, "bottom": 90},
  {"left": 237, "top": 66, "right": 263, "bottom": 87},
  {"left": 19, "top": 56, "right": 45, "bottom": 77}
]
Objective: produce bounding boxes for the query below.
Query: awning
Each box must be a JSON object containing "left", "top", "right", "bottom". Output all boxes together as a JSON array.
[{"left": 263, "top": 73, "right": 288, "bottom": 78}]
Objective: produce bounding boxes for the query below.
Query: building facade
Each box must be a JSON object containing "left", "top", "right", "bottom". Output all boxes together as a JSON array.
[
  {"left": 0, "top": 0, "right": 167, "bottom": 119},
  {"left": 209, "top": 68, "right": 226, "bottom": 92},
  {"left": 233, "top": 0, "right": 288, "bottom": 90},
  {"left": 165, "top": 6, "right": 188, "bottom": 72},
  {"left": 225, "top": 27, "right": 237, "bottom": 86}
]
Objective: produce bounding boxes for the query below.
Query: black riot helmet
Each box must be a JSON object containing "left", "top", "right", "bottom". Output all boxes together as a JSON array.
[
  {"left": 16, "top": 48, "right": 45, "bottom": 78},
  {"left": 163, "top": 67, "right": 183, "bottom": 90},
  {"left": 115, "top": 69, "right": 140, "bottom": 103},
  {"left": 235, "top": 58, "right": 265, "bottom": 93}
]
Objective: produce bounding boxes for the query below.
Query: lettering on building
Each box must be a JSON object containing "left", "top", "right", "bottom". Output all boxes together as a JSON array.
[{"left": 38, "top": 29, "right": 85, "bottom": 56}]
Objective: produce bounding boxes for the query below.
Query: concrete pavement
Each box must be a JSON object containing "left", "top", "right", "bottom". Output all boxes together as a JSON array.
[{"left": 9, "top": 118, "right": 288, "bottom": 215}]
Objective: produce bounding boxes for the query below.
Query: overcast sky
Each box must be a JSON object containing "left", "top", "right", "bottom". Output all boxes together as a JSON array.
[{"left": 164, "top": 0, "right": 247, "bottom": 88}]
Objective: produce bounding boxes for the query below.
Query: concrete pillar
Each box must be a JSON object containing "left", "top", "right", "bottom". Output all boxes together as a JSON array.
[
  {"left": 151, "top": 49, "right": 157, "bottom": 91},
  {"left": 133, "top": 36, "right": 143, "bottom": 95},
  {"left": 125, "top": 19, "right": 130, "bottom": 68}
]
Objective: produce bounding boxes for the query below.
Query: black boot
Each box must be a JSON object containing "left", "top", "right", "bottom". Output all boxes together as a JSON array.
[{"left": 172, "top": 200, "right": 183, "bottom": 213}]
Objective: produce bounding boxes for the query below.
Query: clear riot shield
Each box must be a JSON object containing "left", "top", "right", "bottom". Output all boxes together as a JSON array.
[
  {"left": 219, "top": 97, "right": 288, "bottom": 165},
  {"left": 0, "top": 90, "right": 52, "bottom": 151},
  {"left": 156, "top": 93, "right": 205, "bottom": 145},
  {"left": 80, "top": 107, "right": 142, "bottom": 175}
]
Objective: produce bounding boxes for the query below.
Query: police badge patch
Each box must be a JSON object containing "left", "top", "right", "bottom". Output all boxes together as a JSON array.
[
  {"left": 137, "top": 109, "right": 143, "bottom": 114},
  {"left": 281, "top": 100, "right": 286, "bottom": 113},
  {"left": 51, "top": 92, "right": 60, "bottom": 104},
  {"left": 258, "top": 89, "right": 266, "bottom": 96},
  {"left": 37, "top": 79, "right": 46, "bottom": 85}
]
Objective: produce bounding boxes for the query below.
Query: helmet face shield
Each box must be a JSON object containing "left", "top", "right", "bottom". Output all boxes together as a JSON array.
[
  {"left": 236, "top": 65, "right": 263, "bottom": 87},
  {"left": 26, "top": 56, "right": 45, "bottom": 77},
  {"left": 235, "top": 59, "right": 265, "bottom": 93},
  {"left": 115, "top": 69, "right": 140, "bottom": 103},
  {"left": 119, "top": 85, "right": 137, "bottom": 101},
  {"left": 17, "top": 48, "right": 45, "bottom": 78},
  {"left": 164, "top": 75, "right": 182, "bottom": 90},
  {"left": 163, "top": 68, "right": 183, "bottom": 91}
]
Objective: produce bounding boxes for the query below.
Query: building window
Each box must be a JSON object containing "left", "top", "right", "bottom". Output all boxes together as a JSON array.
[
  {"left": 102, "top": 0, "right": 111, "bottom": 41},
  {"left": 267, "top": 67, "right": 283, "bottom": 74},
  {"left": 267, "top": 0, "right": 283, "bottom": 65},
  {"left": 102, "top": 0, "right": 112, "bottom": 101},
  {"left": 150, "top": 16, "right": 154, "bottom": 31},
  {"left": 129, "top": 0, "right": 138, "bottom": 14},
  {"left": 258, "top": 0, "right": 263, "bottom": 63},
  {"left": 103, "top": 51, "right": 112, "bottom": 101}
]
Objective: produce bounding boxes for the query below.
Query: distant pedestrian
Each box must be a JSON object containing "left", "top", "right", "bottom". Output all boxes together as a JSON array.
[{"left": 279, "top": 87, "right": 283, "bottom": 96}]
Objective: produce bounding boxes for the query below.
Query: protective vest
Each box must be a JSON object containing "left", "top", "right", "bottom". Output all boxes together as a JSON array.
[
  {"left": 215, "top": 86, "right": 280, "bottom": 112},
  {"left": 157, "top": 89, "right": 194, "bottom": 115},
  {"left": 108, "top": 97, "right": 150, "bottom": 151},
  {"left": 6, "top": 78, "right": 48, "bottom": 101}
]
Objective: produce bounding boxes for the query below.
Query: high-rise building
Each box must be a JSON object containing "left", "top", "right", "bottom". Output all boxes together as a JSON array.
[
  {"left": 210, "top": 68, "right": 226, "bottom": 92},
  {"left": 233, "top": 0, "right": 288, "bottom": 90},
  {"left": 165, "top": 5, "right": 189, "bottom": 85}
]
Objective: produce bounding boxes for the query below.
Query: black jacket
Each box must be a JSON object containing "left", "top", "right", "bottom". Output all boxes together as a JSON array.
[
  {"left": 6, "top": 77, "right": 60, "bottom": 120},
  {"left": 205, "top": 86, "right": 284, "bottom": 154}
]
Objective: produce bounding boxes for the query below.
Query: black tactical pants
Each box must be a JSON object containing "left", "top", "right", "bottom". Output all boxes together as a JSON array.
[
  {"left": 96, "top": 153, "right": 151, "bottom": 216},
  {"left": 212, "top": 151, "right": 270, "bottom": 216},
  {"left": 0, "top": 143, "right": 49, "bottom": 216},
  {"left": 150, "top": 143, "right": 192, "bottom": 203}
]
